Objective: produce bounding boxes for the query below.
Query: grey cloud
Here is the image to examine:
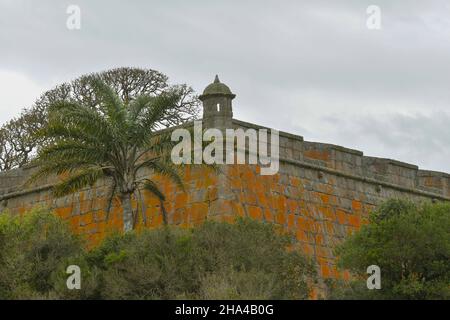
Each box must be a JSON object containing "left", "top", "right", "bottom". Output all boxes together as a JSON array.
[
  {"left": 0, "top": 0, "right": 450, "bottom": 171},
  {"left": 314, "top": 111, "right": 450, "bottom": 173}
]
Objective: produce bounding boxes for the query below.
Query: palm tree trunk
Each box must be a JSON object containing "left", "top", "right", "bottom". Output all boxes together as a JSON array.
[
  {"left": 121, "top": 193, "right": 134, "bottom": 232},
  {"left": 160, "top": 199, "right": 168, "bottom": 225}
]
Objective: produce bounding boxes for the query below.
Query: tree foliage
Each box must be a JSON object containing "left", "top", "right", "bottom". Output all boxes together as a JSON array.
[
  {"left": 32, "top": 67, "right": 199, "bottom": 130},
  {"left": 30, "top": 76, "right": 190, "bottom": 232},
  {"left": 327, "top": 199, "right": 450, "bottom": 300},
  {"left": 0, "top": 67, "right": 200, "bottom": 171},
  {"left": 0, "top": 107, "right": 44, "bottom": 171},
  {"left": 0, "top": 208, "right": 84, "bottom": 299},
  {"left": 0, "top": 211, "right": 316, "bottom": 300},
  {"left": 57, "top": 218, "right": 317, "bottom": 300}
]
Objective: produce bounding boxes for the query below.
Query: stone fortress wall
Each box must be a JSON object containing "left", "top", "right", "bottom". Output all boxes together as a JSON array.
[{"left": 0, "top": 76, "right": 449, "bottom": 289}]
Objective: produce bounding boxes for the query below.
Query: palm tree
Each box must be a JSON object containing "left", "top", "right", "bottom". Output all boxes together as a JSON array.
[{"left": 29, "top": 78, "right": 186, "bottom": 232}]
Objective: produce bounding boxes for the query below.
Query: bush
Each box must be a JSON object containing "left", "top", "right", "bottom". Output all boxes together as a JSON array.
[
  {"left": 84, "top": 228, "right": 202, "bottom": 299},
  {"left": 68, "top": 218, "right": 316, "bottom": 299},
  {"left": 328, "top": 199, "right": 450, "bottom": 300},
  {"left": 0, "top": 211, "right": 316, "bottom": 299},
  {"left": 191, "top": 219, "right": 315, "bottom": 299},
  {"left": 0, "top": 208, "right": 84, "bottom": 299}
]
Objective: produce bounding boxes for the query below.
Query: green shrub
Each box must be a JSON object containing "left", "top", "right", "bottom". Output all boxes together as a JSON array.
[
  {"left": 75, "top": 218, "right": 316, "bottom": 299},
  {"left": 0, "top": 210, "right": 315, "bottom": 300},
  {"left": 85, "top": 228, "right": 202, "bottom": 299},
  {"left": 191, "top": 219, "right": 316, "bottom": 299},
  {"left": 328, "top": 199, "right": 450, "bottom": 300},
  {"left": 0, "top": 208, "right": 84, "bottom": 299}
]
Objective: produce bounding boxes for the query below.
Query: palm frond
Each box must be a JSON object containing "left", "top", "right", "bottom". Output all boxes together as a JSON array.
[
  {"left": 52, "top": 167, "right": 104, "bottom": 197},
  {"left": 131, "top": 92, "right": 181, "bottom": 145},
  {"left": 127, "top": 94, "right": 153, "bottom": 121},
  {"left": 135, "top": 131, "right": 177, "bottom": 163},
  {"left": 27, "top": 159, "right": 101, "bottom": 186},
  {"left": 143, "top": 179, "right": 167, "bottom": 225},
  {"left": 142, "top": 179, "right": 165, "bottom": 201},
  {"left": 143, "top": 159, "right": 185, "bottom": 192},
  {"left": 141, "top": 92, "right": 180, "bottom": 128},
  {"left": 90, "top": 77, "right": 127, "bottom": 130},
  {"left": 45, "top": 100, "right": 117, "bottom": 144},
  {"left": 36, "top": 140, "right": 107, "bottom": 164}
]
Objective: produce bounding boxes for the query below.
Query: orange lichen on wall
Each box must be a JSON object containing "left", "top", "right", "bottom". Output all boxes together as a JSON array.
[
  {"left": 304, "top": 150, "right": 330, "bottom": 162},
  {"left": 221, "top": 163, "right": 374, "bottom": 282}
]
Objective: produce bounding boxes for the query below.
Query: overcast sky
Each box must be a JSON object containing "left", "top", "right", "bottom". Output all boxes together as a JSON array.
[{"left": 1, "top": 0, "right": 450, "bottom": 172}]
